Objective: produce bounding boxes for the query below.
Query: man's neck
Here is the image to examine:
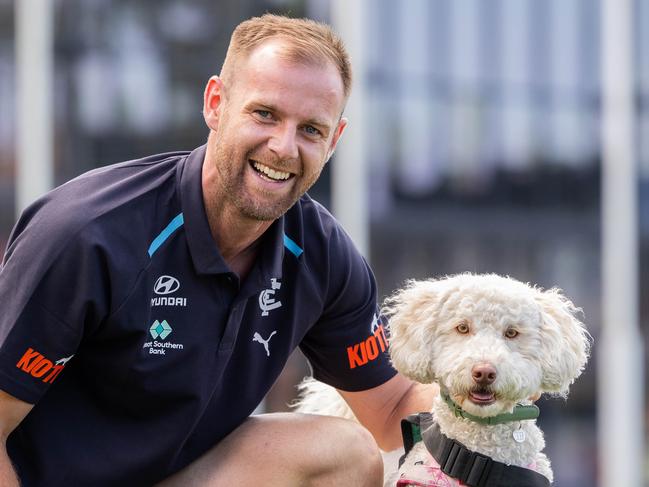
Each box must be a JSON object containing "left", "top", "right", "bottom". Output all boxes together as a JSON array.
[
  {"left": 205, "top": 201, "right": 271, "bottom": 277},
  {"left": 213, "top": 211, "right": 269, "bottom": 260}
]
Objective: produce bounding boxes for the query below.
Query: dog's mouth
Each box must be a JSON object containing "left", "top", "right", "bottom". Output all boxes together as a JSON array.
[{"left": 468, "top": 388, "right": 496, "bottom": 405}]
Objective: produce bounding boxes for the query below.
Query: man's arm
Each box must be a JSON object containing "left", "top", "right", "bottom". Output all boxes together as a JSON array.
[
  {"left": 338, "top": 373, "right": 437, "bottom": 451},
  {"left": 0, "top": 390, "right": 33, "bottom": 486}
]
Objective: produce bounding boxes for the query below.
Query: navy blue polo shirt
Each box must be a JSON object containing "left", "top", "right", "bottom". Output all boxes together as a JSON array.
[{"left": 0, "top": 146, "right": 396, "bottom": 486}]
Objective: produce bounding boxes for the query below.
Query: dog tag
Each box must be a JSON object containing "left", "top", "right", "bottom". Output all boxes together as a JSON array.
[{"left": 513, "top": 429, "right": 526, "bottom": 443}]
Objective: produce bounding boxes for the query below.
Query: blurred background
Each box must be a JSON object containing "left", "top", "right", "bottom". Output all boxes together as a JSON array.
[{"left": 2, "top": 0, "right": 648, "bottom": 485}]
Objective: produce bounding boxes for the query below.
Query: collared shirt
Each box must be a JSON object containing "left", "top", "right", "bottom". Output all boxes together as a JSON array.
[{"left": 0, "top": 146, "right": 396, "bottom": 486}]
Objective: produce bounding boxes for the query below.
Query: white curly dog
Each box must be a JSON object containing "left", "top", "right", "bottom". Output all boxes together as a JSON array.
[{"left": 296, "top": 273, "right": 590, "bottom": 486}]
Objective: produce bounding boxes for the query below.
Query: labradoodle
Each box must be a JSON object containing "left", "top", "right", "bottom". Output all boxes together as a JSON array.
[{"left": 296, "top": 273, "right": 591, "bottom": 486}]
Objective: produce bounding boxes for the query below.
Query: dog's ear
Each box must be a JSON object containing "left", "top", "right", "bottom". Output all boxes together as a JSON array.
[
  {"left": 384, "top": 279, "right": 442, "bottom": 384},
  {"left": 534, "top": 287, "right": 591, "bottom": 395}
]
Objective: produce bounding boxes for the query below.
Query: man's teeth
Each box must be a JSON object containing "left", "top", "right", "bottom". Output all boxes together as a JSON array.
[{"left": 253, "top": 161, "right": 290, "bottom": 181}]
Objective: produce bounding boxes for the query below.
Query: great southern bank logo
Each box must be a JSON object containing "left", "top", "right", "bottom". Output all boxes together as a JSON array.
[
  {"left": 151, "top": 275, "right": 187, "bottom": 307},
  {"left": 144, "top": 319, "right": 184, "bottom": 356},
  {"left": 149, "top": 319, "right": 172, "bottom": 339}
]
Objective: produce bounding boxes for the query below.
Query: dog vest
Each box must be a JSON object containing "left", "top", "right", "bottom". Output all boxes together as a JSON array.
[{"left": 399, "top": 413, "right": 551, "bottom": 487}]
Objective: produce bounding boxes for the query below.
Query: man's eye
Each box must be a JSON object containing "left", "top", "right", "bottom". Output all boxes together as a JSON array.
[
  {"left": 256, "top": 110, "right": 272, "bottom": 119},
  {"left": 304, "top": 125, "right": 321, "bottom": 136}
]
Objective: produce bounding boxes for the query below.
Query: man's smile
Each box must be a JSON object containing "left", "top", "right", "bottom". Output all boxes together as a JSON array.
[{"left": 250, "top": 159, "right": 295, "bottom": 182}]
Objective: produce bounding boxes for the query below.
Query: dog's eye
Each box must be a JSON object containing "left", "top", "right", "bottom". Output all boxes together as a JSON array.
[
  {"left": 456, "top": 321, "right": 470, "bottom": 334},
  {"left": 504, "top": 328, "right": 519, "bottom": 339}
]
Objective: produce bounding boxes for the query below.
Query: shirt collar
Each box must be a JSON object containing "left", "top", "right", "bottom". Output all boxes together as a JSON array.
[
  {"left": 179, "top": 145, "right": 287, "bottom": 280},
  {"left": 257, "top": 216, "right": 285, "bottom": 283}
]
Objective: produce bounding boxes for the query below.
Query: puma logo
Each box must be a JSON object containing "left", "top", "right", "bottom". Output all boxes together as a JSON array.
[{"left": 252, "top": 331, "right": 277, "bottom": 357}]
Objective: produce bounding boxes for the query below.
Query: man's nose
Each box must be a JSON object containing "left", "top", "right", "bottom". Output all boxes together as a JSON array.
[{"left": 268, "top": 124, "right": 299, "bottom": 160}]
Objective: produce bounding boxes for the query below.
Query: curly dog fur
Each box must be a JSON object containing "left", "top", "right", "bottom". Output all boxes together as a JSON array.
[{"left": 296, "top": 273, "right": 591, "bottom": 485}]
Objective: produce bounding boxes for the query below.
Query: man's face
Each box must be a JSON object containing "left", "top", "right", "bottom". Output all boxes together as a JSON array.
[{"left": 203, "top": 41, "right": 347, "bottom": 221}]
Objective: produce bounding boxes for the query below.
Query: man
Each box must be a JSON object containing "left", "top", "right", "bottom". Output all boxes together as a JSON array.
[{"left": 0, "top": 15, "right": 433, "bottom": 486}]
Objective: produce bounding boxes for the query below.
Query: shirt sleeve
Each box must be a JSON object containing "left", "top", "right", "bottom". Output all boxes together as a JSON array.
[
  {"left": 0, "top": 202, "right": 109, "bottom": 404},
  {"left": 299, "top": 225, "right": 397, "bottom": 392}
]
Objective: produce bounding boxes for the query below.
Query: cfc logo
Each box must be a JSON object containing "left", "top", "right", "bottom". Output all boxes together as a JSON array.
[
  {"left": 16, "top": 348, "right": 73, "bottom": 384},
  {"left": 346, "top": 320, "right": 389, "bottom": 369},
  {"left": 259, "top": 278, "right": 282, "bottom": 317}
]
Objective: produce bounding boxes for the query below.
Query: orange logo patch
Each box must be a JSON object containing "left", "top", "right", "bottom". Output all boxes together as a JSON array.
[
  {"left": 16, "top": 348, "right": 69, "bottom": 384},
  {"left": 347, "top": 325, "right": 389, "bottom": 369}
]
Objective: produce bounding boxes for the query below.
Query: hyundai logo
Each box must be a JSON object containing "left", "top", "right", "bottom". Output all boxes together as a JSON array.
[{"left": 154, "top": 275, "right": 180, "bottom": 295}]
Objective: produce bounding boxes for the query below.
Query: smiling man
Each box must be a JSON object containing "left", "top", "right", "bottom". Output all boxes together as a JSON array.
[{"left": 0, "top": 15, "right": 432, "bottom": 486}]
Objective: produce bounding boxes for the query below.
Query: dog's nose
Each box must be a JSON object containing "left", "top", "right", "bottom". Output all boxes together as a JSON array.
[{"left": 472, "top": 364, "right": 497, "bottom": 385}]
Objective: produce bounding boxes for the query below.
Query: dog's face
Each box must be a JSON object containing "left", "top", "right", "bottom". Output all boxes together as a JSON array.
[{"left": 387, "top": 273, "right": 591, "bottom": 417}]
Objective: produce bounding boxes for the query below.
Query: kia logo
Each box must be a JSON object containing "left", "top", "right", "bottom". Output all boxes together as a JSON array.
[{"left": 154, "top": 275, "right": 180, "bottom": 295}]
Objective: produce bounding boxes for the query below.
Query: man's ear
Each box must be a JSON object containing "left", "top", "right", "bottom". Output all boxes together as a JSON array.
[
  {"left": 325, "top": 117, "right": 347, "bottom": 162},
  {"left": 203, "top": 75, "right": 225, "bottom": 131}
]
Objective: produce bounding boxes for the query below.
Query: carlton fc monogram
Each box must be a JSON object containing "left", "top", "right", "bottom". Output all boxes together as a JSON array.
[{"left": 259, "top": 278, "right": 282, "bottom": 316}]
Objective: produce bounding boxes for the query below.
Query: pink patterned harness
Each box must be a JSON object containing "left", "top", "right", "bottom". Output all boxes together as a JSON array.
[{"left": 397, "top": 447, "right": 465, "bottom": 487}]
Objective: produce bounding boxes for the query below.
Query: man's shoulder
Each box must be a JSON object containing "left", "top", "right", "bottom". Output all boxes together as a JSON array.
[
  {"left": 67, "top": 150, "right": 189, "bottom": 201},
  {"left": 290, "top": 194, "right": 344, "bottom": 238},
  {"left": 286, "top": 194, "right": 364, "bottom": 266},
  {"left": 4, "top": 150, "right": 189, "bottom": 267},
  {"left": 33, "top": 150, "right": 186, "bottom": 224},
  {"left": 79, "top": 150, "right": 190, "bottom": 177}
]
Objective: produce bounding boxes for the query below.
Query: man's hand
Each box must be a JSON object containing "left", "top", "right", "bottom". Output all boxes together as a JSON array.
[{"left": 0, "top": 389, "right": 33, "bottom": 486}]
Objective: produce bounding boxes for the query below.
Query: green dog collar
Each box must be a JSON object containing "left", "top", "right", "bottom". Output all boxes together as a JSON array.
[{"left": 441, "top": 388, "right": 540, "bottom": 425}]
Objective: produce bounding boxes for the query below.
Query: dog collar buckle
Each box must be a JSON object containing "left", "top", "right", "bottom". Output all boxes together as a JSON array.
[{"left": 449, "top": 400, "right": 465, "bottom": 419}]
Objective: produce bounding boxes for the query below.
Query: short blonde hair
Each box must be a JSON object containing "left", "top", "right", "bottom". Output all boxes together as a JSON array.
[{"left": 221, "top": 14, "right": 352, "bottom": 99}]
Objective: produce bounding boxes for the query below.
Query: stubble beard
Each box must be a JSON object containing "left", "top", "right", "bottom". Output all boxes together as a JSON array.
[{"left": 209, "top": 142, "right": 320, "bottom": 222}]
